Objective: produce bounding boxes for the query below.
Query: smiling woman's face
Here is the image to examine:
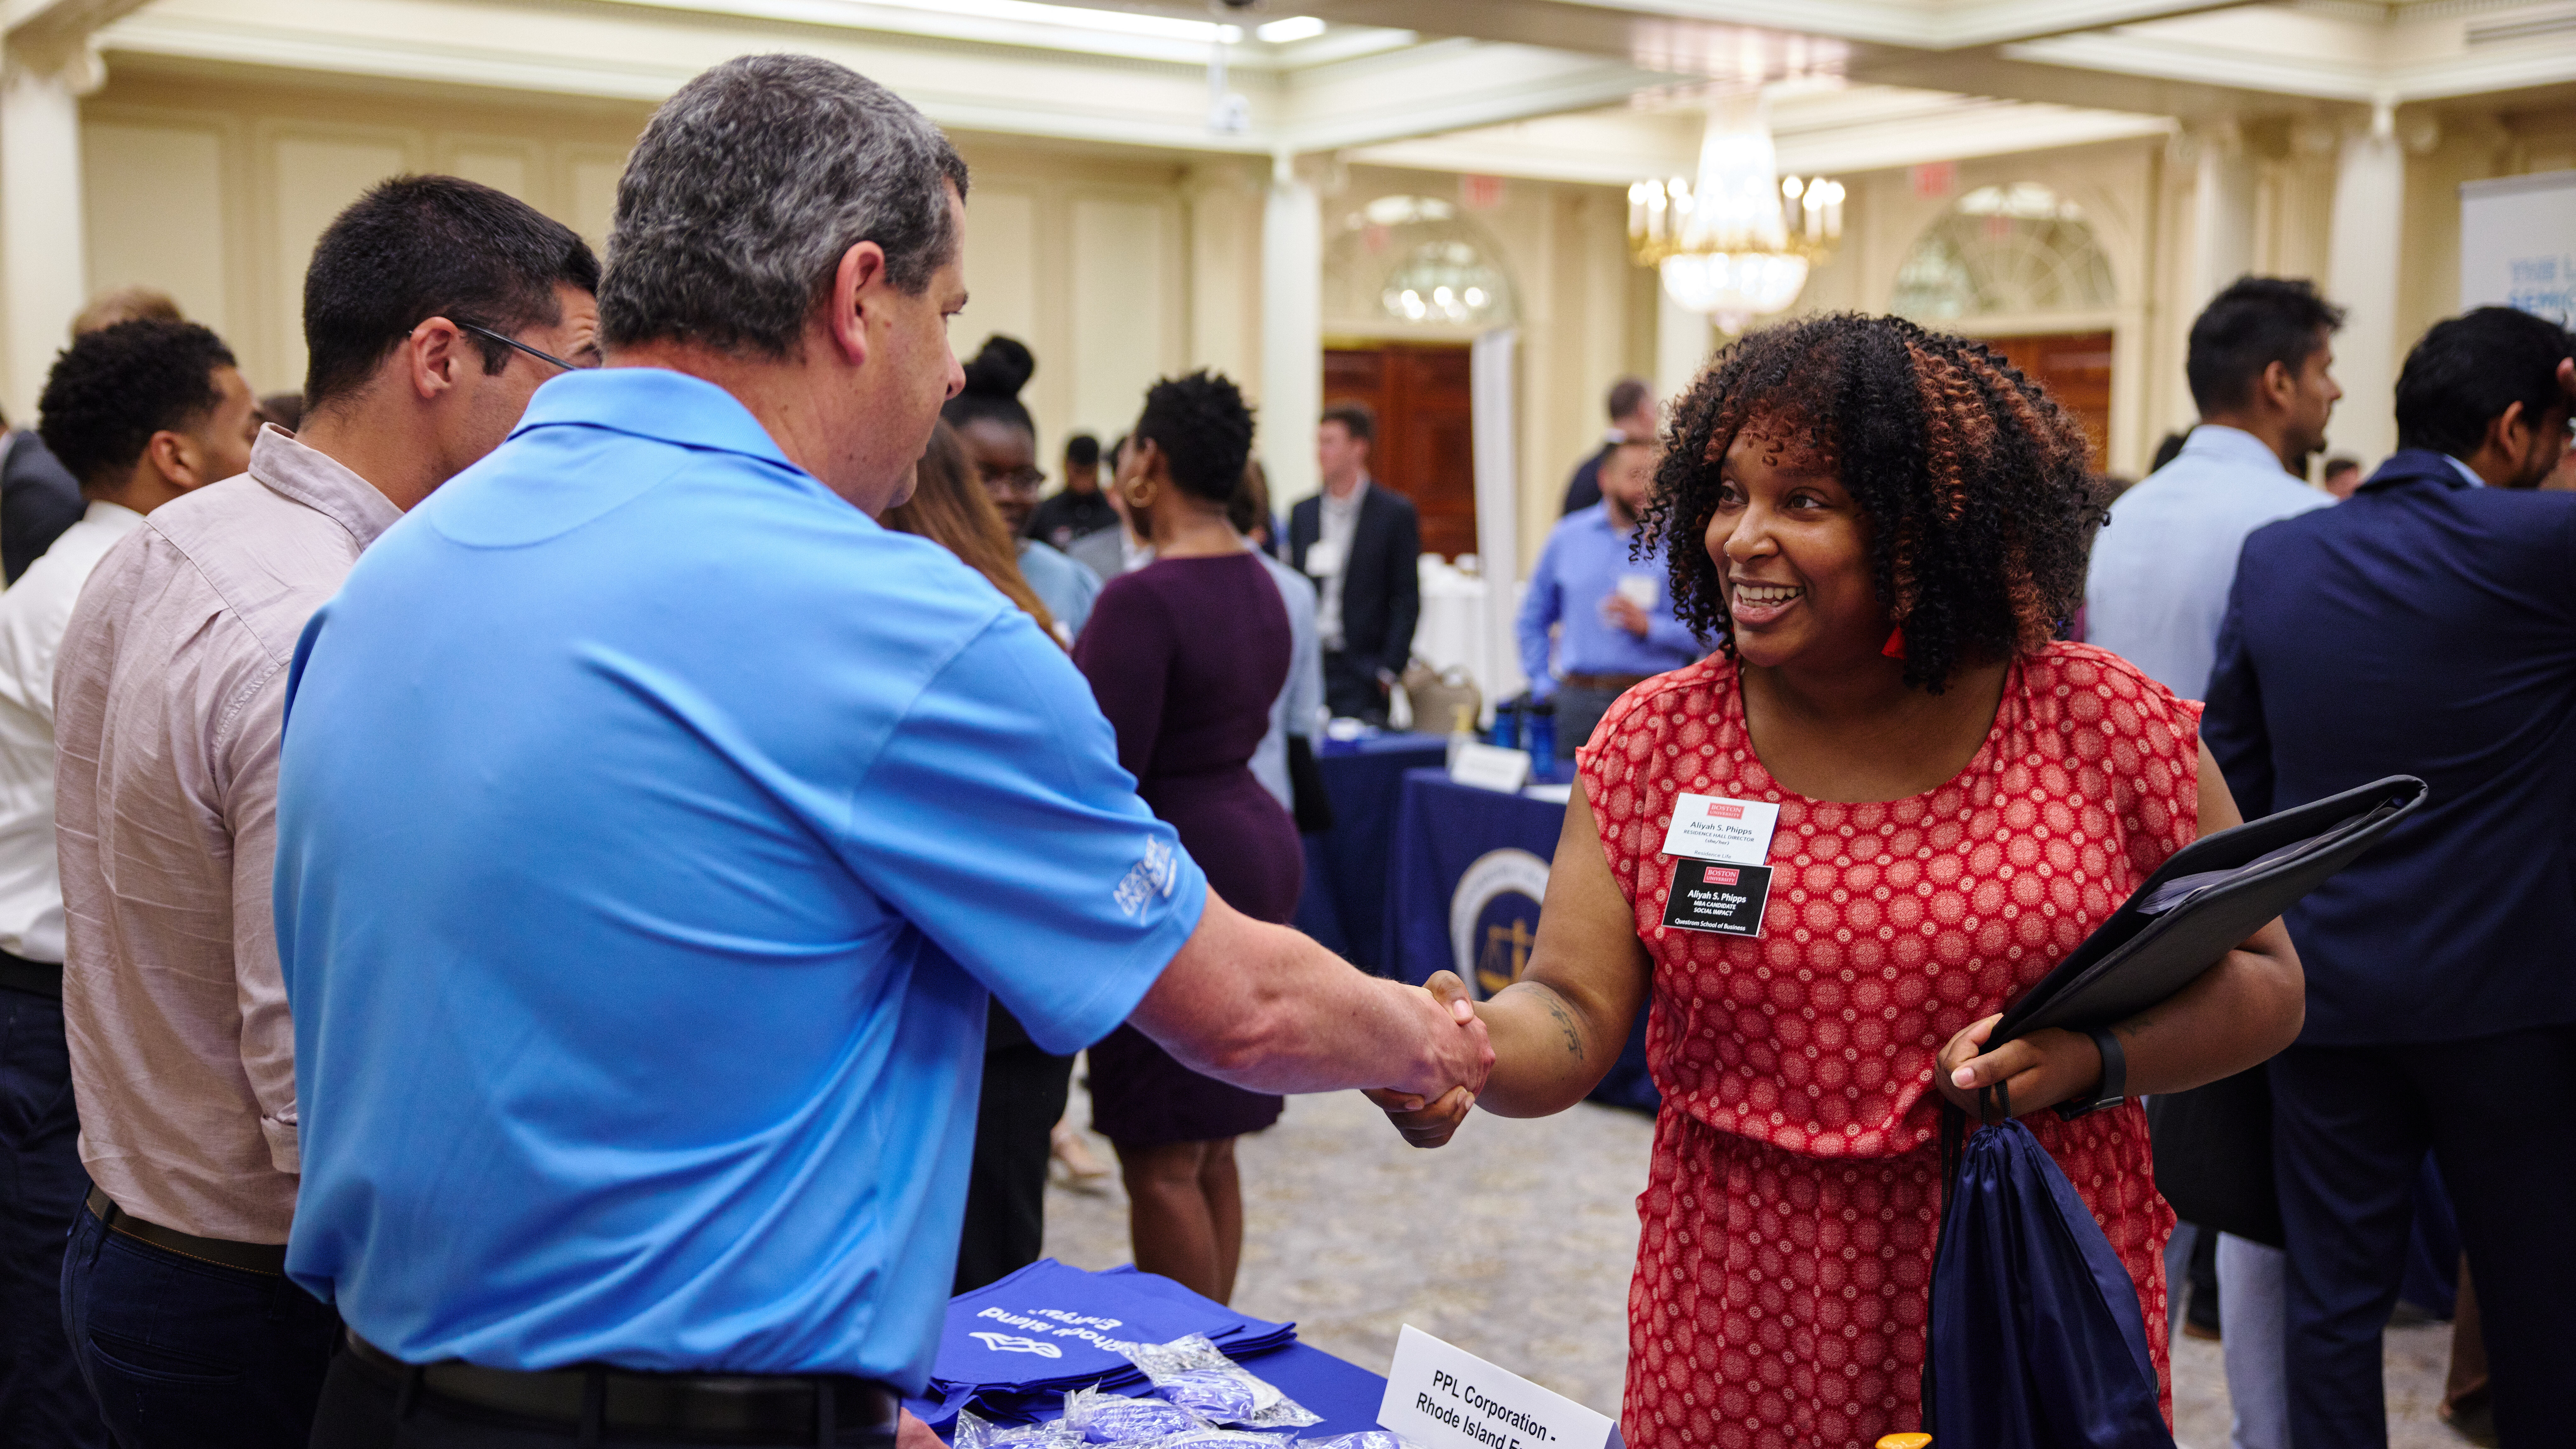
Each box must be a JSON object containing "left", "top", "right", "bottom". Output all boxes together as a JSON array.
[{"left": 1703, "top": 415, "right": 1889, "bottom": 673}]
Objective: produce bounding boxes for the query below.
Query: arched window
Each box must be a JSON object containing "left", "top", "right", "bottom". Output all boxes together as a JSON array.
[
  {"left": 1325, "top": 196, "right": 1518, "bottom": 329},
  {"left": 1891, "top": 183, "right": 2115, "bottom": 321}
]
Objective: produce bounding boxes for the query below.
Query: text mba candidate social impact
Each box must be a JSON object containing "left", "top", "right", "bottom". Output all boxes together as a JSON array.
[{"left": 1378, "top": 1326, "right": 1620, "bottom": 1449}]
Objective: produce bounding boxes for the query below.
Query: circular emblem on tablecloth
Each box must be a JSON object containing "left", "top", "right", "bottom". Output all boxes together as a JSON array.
[{"left": 1448, "top": 847, "right": 1552, "bottom": 999}]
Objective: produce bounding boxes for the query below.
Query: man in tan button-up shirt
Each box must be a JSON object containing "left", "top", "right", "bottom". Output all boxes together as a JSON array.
[{"left": 53, "top": 174, "right": 598, "bottom": 1449}]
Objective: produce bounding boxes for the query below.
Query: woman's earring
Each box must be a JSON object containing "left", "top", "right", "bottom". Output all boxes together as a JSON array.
[{"left": 1881, "top": 625, "right": 1907, "bottom": 660}]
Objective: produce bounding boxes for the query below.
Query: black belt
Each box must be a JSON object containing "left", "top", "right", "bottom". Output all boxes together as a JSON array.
[
  {"left": 345, "top": 1332, "right": 900, "bottom": 1443},
  {"left": 1560, "top": 671, "right": 1651, "bottom": 693},
  {"left": 0, "top": 947, "right": 60, "bottom": 999},
  {"left": 85, "top": 1185, "right": 287, "bottom": 1274}
]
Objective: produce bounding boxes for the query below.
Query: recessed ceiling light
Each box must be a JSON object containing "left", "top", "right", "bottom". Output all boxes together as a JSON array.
[{"left": 1257, "top": 15, "right": 1328, "bottom": 43}]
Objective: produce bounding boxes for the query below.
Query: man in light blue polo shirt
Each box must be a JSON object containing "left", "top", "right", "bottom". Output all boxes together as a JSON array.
[
  {"left": 275, "top": 56, "right": 1488, "bottom": 1449},
  {"left": 2085, "top": 276, "right": 2344, "bottom": 700}
]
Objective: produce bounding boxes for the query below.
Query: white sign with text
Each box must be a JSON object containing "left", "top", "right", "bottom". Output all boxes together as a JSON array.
[
  {"left": 1377, "top": 1325, "right": 1618, "bottom": 1449},
  {"left": 1449, "top": 742, "right": 1533, "bottom": 794}
]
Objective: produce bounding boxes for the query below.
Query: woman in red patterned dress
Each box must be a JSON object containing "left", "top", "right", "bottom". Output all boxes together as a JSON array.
[{"left": 1377, "top": 316, "right": 2306, "bottom": 1447}]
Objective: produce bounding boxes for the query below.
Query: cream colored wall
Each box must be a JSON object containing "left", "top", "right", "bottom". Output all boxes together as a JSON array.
[
  {"left": 75, "top": 71, "right": 1210, "bottom": 472},
  {"left": 1320, "top": 164, "right": 1654, "bottom": 568},
  {"left": 82, "top": 70, "right": 650, "bottom": 401},
  {"left": 947, "top": 136, "right": 1197, "bottom": 460},
  {"left": 1792, "top": 137, "right": 2168, "bottom": 477}
]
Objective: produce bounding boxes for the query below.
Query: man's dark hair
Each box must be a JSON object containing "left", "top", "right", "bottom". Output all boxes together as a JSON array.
[
  {"left": 1064, "top": 433, "right": 1100, "bottom": 469},
  {"left": 2394, "top": 307, "right": 2576, "bottom": 458},
  {"left": 2186, "top": 276, "right": 2346, "bottom": 415},
  {"left": 303, "top": 175, "right": 598, "bottom": 411},
  {"left": 38, "top": 319, "right": 236, "bottom": 492},
  {"left": 1643, "top": 313, "right": 2098, "bottom": 693},
  {"left": 1607, "top": 376, "right": 1651, "bottom": 423},
  {"left": 2322, "top": 454, "right": 2361, "bottom": 478},
  {"left": 1135, "top": 372, "right": 1256, "bottom": 505},
  {"left": 1321, "top": 400, "right": 1375, "bottom": 446},
  {"left": 601, "top": 54, "right": 969, "bottom": 357}
]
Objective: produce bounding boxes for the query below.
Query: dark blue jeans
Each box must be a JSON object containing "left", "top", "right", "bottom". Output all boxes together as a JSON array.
[
  {"left": 0, "top": 983, "right": 108, "bottom": 1446},
  {"left": 60, "top": 1196, "right": 341, "bottom": 1448}
]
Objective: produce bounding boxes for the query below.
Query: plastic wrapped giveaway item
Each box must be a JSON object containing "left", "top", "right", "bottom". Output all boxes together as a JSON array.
[
  {"left": 1123, "top": 1334, "right": 1320, "bottom": 1431},
  {"left": 1061, "top": 1387, "right": 1206, "bottom": 1444},
  {"left": 952, "top": 1410, "right": 1082, "bottom": 1449}
]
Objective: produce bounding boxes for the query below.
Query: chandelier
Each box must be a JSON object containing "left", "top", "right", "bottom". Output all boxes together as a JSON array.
[{"left": 1629, "top": 97, "right": 1843, "bottom": 332}]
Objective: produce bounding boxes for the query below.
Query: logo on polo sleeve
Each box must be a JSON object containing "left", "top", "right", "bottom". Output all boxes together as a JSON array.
[{"left": 1113, "top": 836, "right": 1181, "bottom": 917}]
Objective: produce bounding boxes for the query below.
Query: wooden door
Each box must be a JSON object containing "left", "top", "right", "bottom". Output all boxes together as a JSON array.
[
  {"left": 1984, "top": 331, "right": 2113, "bottom": 471},
  {"left": 1324, "top": 343, "right": 1477, "bottom": 560}
]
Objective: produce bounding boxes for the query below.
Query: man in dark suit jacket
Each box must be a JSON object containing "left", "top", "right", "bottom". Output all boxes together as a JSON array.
[
  {"left": 1289, "top": 401, "right": 1419, "bottom": 724},
  {"left": 2205, "top": 306, "right": 2576, "bottom": 1449},
  {"left": 1560, "top": 375, "right": 1655, "bottom": 516},
  {"left": 1, "top": 427, "right": 86, "bottom": 584}
]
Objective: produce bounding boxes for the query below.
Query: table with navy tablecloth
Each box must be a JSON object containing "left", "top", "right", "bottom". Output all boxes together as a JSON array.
[
  {"left": 1382, "top": 767, "right": 1658, "bottom": 1113},
  {"left": 1290, "top": 733, "right": 1449, "bottom": 973},
  {"left": 916, "top": 1259, "right": 1393, "bottom": 1440}
]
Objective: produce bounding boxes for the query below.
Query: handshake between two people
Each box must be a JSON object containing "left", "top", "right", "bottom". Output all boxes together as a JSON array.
[{"left": 1365, "top": 971, "right": 1485, "bottom": 1149}]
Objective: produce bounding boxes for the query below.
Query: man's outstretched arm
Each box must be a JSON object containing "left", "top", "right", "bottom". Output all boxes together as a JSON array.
[{"left": 1130, "top": 893, "right": 1492, "bottom": 1105}]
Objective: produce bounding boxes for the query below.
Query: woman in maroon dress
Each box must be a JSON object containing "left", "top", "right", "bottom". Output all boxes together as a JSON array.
[
  {"left": 1074, "top": 372, "right": 1298, "bottom": 1305},
  {"left": 1377, "top": 315, "right": 2307, "bottom": 1446}
]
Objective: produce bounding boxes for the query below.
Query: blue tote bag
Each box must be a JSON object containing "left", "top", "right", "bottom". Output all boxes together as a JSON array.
[{"left": 1920, "top": 1108, "right": 2175, "bottom": 1449}]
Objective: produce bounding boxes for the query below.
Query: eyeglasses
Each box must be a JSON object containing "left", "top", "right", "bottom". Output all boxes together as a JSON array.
[
  {"left": 976, "top": 464, "right": 1047, "bottom": 495},
  {"left": 456, "top": 320, "right": 595, "bottom": 373}
]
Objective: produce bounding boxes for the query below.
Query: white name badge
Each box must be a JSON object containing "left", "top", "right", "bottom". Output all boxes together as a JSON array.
[
  {"left": 1378, "top": 1325, "right": 1619, "bottom": 1449},
  {"left": 1659, "top": 792, "right": 1780, "bottom": 866},
  {"left": 1304, "top": 537, "right": 1346, "bottom": 577}
]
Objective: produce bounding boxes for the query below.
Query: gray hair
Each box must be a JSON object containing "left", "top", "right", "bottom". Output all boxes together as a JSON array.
[{"left": 599, "top": 54, "right": 969, "bottom": 356}]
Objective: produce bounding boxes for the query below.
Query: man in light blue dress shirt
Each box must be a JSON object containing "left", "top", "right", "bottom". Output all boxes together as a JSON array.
[
  {"left": 2087, "top": 275, "right": 2345, "bottom": 1449},
  {"left": 1516, "top": 439, "right": 1704, "bottom": 758},
  {"left": 2086, "top": 277, "right": 2345, "bottom": 701}
]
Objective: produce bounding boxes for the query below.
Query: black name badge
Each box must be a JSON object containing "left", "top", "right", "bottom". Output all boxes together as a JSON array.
[{"left": 1662, "top": 859, "right": 1773, "bottom": 937}]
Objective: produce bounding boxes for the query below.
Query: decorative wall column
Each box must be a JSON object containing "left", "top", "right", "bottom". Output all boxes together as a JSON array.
[
  {"left": 2326, "top": 103, "right": 2404, "bottom": 469},
  {"left": 1, "top": 43, "right": 98, "bottom": 423},
  {"left": 2189, "top": 122, "right": 2255, "bottom": 309},
  {"left": 1653, "top": 284, "right": 1711, "bottom": 407},
  {"left": 1258, "top": 152, "right": 1322, "bottom": 505}
]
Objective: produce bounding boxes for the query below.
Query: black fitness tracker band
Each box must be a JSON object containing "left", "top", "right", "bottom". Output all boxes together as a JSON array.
[{"left": 2053, "top": 1026, "right": 2127, "bottom": 1121}]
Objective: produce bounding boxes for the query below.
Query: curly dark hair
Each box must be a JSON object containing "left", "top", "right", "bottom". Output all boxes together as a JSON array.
[
  {"left": 37, "top": 319, "right": 236, "bottom": 491},
  {"left": 1637, "top": 313, "right": 2100, "bottom": 693},
  {"left": 1133, "top": 370, "right": 1255, "bottom": 504}
]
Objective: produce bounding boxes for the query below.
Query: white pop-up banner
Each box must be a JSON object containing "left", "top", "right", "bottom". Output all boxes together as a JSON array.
[
  {"left": 2460, "top": 169, "right": 2576, "bottom": 324},
  {"left": 1376, "top": 1325, "right": 1619, "bottom": 1449}
]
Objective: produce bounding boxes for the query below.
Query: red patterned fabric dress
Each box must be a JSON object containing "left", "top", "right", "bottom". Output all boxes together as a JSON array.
[{"left": 1576, "top": 642, "right": 2194, "bottom": 1449}]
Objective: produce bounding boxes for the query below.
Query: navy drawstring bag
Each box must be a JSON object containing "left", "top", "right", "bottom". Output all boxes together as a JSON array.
[{"left": 1920, "top": 1094, "right": 2176, "bottom": 1449}]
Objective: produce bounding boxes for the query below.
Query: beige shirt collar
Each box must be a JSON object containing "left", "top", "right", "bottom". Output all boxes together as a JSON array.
[{"left": 247, "top": 424, "right": 402, "bottom": 552}]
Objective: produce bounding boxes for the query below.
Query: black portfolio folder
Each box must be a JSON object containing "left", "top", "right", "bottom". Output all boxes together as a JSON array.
[{"left": 1990, "top": 774, "right": 2429, "bottom": 1045}]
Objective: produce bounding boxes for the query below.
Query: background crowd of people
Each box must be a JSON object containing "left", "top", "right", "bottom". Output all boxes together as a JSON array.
[{"left": 0, "top": 43, "right": 2565, "bottom": 1449}]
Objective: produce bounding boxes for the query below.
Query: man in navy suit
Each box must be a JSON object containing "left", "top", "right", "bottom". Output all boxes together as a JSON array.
[
  {"left": 2206, "top": 306, "right": 2576, "bottom": 1447},
  {"left": 1289, "top": 401, "right": 1420, "bottom": 723}
]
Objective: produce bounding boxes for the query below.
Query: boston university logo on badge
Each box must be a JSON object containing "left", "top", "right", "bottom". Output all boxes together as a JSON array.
[{"left": 1448, "top": 848, "right": 1552, "bottom": 997}]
